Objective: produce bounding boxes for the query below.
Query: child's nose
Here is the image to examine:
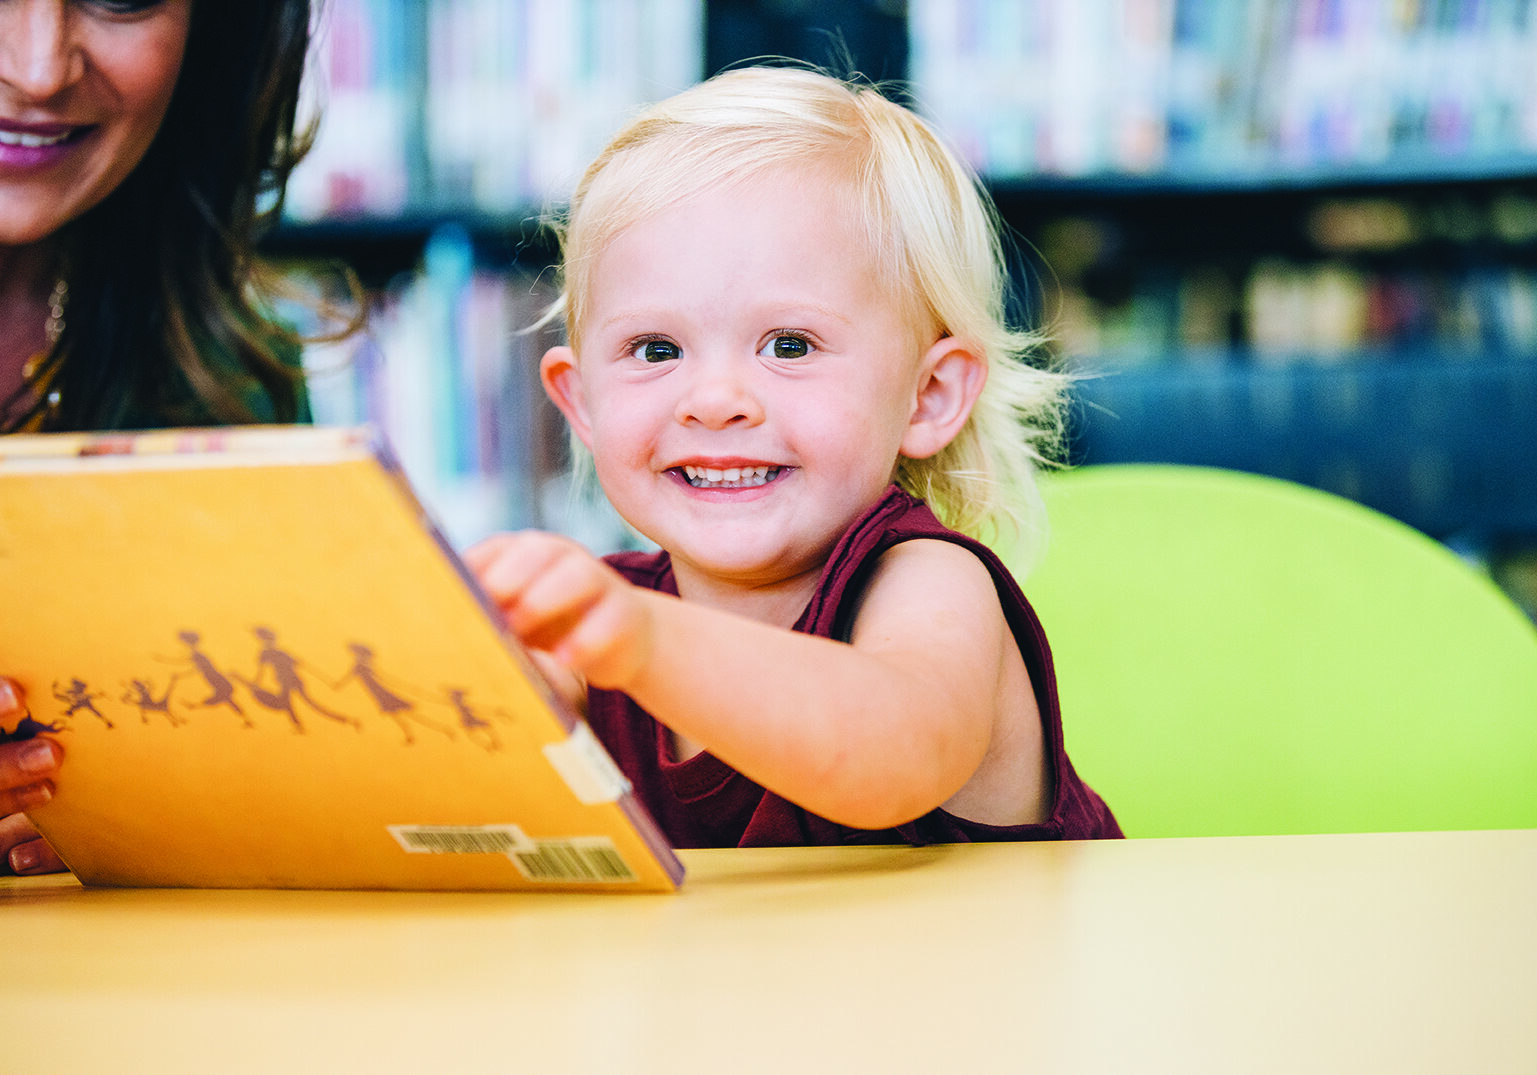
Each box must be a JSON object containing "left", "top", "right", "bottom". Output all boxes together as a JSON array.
[{"left": 674, "top": 361, "right": 765, "bottom": 429}]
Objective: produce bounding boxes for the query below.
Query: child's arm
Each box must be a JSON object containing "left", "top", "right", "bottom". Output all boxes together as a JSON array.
[{"left": 465, "top": 532, "right": 1045, "bottom": 831}]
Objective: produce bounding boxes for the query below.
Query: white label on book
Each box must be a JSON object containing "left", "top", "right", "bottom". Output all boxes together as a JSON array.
[
  {"left": 543, "top": 722, "right": 632, "bottom": 805},
  {"left": 387, "top": 824, "right": 532, "bottom": 855},
  {"left": 508, "top": 836, "right": 637, "bottom": 884}
]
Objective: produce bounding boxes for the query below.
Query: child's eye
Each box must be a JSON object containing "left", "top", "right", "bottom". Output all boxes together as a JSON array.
[
  {"left": 760, "top": 333, "right": 812, "bottom": 360},
  {"left": 629, "top": 338, "right": 680, "bottom": 363}
]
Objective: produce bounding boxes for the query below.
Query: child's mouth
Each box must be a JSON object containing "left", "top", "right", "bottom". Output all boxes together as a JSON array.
[{"left": 680, "top": 465, "right": 782, "bottom": 490}]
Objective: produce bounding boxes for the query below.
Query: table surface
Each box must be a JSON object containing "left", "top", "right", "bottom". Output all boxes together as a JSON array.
[{"left": 4, "top": 829, "right": 1535, "bottom": 1074}]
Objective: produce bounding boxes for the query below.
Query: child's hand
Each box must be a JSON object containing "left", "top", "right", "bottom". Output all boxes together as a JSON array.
[{"left": 464, "top": 532, "right": 654, "bottom": 693}]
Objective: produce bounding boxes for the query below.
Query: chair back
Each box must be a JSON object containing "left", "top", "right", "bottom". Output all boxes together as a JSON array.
[{"left": 1015, "top": 464, "right": 1537, "bottom": 837}]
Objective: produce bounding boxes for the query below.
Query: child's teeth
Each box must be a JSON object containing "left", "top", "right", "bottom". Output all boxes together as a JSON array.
[{"left": 684, "top": 465, "right": 778, "bottom": 488}]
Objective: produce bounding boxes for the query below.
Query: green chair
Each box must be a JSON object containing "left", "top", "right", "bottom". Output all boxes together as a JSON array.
[{"left": 1013, "top": 464, "right": 1537, "bottom": 838}]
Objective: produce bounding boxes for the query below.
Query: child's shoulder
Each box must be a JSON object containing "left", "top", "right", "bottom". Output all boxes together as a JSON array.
[
  {"left": 806, "top": 485, "right": 1015, "bottom": 633},
  {"left": 856, "top": 537, "right": 1006, "bottom": 631}
]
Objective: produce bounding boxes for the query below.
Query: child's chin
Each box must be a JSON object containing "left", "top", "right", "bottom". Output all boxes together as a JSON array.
[{"left": 680, "top": 544, "right": 797, "bottom": 581}]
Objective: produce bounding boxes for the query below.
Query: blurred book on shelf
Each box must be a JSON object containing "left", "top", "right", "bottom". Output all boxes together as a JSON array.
[
  {"left": 910, "top": 0, "right": 1537, "bottom": 183},
  {"left": 1035, "top": 191, "right": 1537, "bottom": 368},
  {"left": 285, "top": 0, "right": 704, "bottom": 222},
  {"left": 286, "top": 0, "right": 415, "bottom": 219}
]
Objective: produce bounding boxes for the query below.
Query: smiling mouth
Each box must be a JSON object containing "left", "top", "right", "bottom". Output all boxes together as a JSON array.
[
  {"left": 680, "top": 465, "right": 784, "bottom": 489},
  {"left": 0, "top": 129, "right": 75, "bottom": 149}
]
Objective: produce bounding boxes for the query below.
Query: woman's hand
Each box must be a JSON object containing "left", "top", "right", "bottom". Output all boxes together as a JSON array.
[{"left": 1, "top": 677, "right": 67, "bottom": 875}]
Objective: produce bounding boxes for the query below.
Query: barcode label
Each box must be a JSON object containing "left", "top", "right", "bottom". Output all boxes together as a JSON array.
[
  {"left": 510, "top": 837, "right": 637, "bottom": 884},
  {"left": 388, "top": 824, "right": 531, "bottom": 855}
]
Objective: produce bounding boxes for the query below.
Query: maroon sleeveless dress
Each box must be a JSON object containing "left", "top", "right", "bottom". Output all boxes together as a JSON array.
[{"left": 589, "top": 486, "right": 1122, "bottom": 847}]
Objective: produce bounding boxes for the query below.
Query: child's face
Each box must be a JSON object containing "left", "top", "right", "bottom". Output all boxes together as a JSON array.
[{"left": 546, "top": 166, "right": 939, "bottom": 596}]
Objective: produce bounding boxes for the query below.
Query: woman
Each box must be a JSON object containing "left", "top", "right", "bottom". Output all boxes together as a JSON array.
[{"left": 1, "top": 0, "right": 330, "bottom": 874}]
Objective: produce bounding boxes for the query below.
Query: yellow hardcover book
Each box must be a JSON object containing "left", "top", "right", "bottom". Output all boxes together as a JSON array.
[{"left": 0, "top": 425, "right": 683, "bottom": 892}]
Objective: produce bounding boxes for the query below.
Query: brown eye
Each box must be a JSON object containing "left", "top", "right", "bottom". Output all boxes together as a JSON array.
[
  {"left": 631, "top": 339, "right": 680, "bottom": 363},
  {"left": 763, "top": 334, "right": 811, "bottom": 359}
]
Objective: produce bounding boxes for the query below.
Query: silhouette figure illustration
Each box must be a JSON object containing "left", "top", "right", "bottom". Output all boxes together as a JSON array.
[
  {"left": 237, "top": 626, "right": 359, "bottom": 733},
  {"left": 444, "top": 688, "right": 502, "bottom": 752},
  {"left": 334, "top": 643, "right": 453, "bottom": 746},
  {"left": 172, "top": 630, "right": 254, "bottom": 728},
  {"left": 53, "top": 678, "right": 113, "bottom": 730},
  {"left": 122, "top": 673, "right": 187, "bottom": 727}
]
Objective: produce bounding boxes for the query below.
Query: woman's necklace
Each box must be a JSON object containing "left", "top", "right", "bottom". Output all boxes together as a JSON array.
[
  {"left": 45, "top": 277, "right": 66, "bottom": 346},
  {"left": 19, "top": 278, "right": 67, "bottom": 416}
]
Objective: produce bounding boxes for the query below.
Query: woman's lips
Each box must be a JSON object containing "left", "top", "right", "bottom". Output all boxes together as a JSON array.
[{"left": 0, "top": 122, "right": 88, "bottom": 167}]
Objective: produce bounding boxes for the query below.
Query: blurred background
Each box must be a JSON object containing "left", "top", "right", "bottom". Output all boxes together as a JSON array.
[{"left": 263, "top": 0, "right": 1537, "bottom": 622}]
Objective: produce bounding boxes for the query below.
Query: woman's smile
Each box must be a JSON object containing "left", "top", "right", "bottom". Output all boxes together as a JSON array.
[{"left": 0, "top": 120, "right": 88, "bottom": 168}]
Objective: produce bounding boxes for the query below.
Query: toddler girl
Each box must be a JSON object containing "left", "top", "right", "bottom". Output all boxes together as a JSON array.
[{"left": 467, "top": 66, "right": 1120, "bottom": 846}]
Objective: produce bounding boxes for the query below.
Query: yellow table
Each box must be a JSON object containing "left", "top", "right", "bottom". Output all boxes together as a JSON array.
[{"left": 4, "top": 830, "right": 1535, "bottom": 1073}]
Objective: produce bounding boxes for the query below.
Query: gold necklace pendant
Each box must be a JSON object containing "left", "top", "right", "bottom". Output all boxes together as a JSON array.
[
  {"left": 16, "top": 279, "right": 68, "bottom": 421},
  {"left": 45, "top": 278, "right": 67, "bottom": 346}
]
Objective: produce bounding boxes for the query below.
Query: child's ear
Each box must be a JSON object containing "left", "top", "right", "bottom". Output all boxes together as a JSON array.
[
  {"left": 901, "top": 336, "right": 987, "bottom": 460},
  {"left": 540, "top": 346, "right": 595, "bottom": 449}
]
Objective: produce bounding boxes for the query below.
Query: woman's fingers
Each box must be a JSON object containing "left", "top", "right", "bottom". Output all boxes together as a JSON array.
[
  {"left": 0, "top": 738, "right": 60, "bottom": 814},
  {"left": 0, "top": 810, "right": 65, "bottom": 875}
]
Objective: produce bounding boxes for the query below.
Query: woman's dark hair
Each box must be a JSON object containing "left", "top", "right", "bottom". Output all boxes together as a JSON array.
[{"left": 9, "top": 0, "right": 321, "bottom": 432}]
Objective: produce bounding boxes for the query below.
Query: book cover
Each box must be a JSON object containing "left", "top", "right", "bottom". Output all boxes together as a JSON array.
[{"left": 0, "top": 425, "right": 683, "bottom": 893}]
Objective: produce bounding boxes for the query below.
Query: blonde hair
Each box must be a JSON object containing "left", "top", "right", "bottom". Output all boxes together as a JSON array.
[{"left": 549, "top": 65, "right": 1066, "bottom": 559}]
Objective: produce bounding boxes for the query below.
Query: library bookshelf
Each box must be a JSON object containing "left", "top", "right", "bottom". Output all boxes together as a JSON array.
[{"left": 263, "top": 0, "right": 1537, "bottom": 617}]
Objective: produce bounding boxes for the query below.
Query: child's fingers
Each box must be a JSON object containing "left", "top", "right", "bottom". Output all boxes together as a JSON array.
[
  {"left": 464, "top": 532, "right": 645, "bottom": 684},
  {"left": 503, "top": 547, "right": 615, "bottom": 648},
  {"left": 469, "top": 532, "right": 581, "bottom": 608},
  {"left": 547, "top": 588, "right": 648, "bottom": 687},
  {"left": 462, "top": 532, "right": 545, "bottom": 576},
  {"left": 467, "top": 533, "right": 617, "bottom": 646}
]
